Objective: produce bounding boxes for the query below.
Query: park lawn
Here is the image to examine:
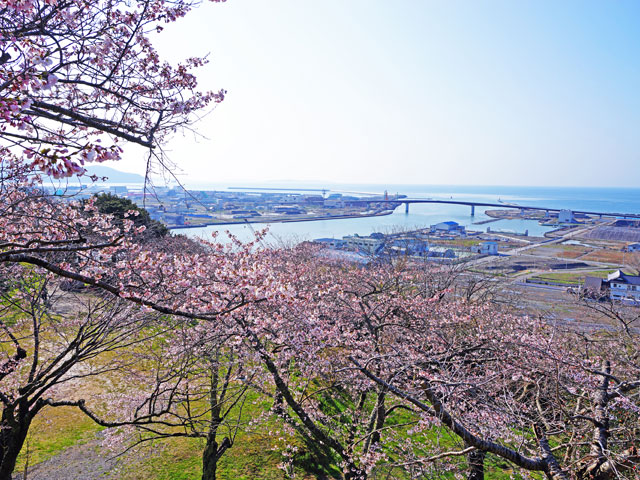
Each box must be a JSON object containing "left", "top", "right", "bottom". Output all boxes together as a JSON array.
[
  {"left": 14, "top": 381, "right": 543, "bottom": 480},
  {"left": 16, "top": 387, "right": 295, "bottom": 480},
  {"left": 116, "top": 433, "right": 289, "bottom": 480},
  {"left": 134, "top": 391, "right": 316, "bottom": 480},
  {"left": 3, "top": 291, "right": 107, "bottom": 471}
]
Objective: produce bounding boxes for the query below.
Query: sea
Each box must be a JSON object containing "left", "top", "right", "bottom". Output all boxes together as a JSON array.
[{"left": 171, "top": 184, "right": 640, "bottom": 244}]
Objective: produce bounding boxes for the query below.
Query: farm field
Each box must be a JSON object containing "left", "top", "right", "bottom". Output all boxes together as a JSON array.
[
  {"left": 527, "top": 244, "right": 592, "bottom": 259},
  {"left": 580, "top": 249, "right": 638, "bottom": 264},
  {"left": 528, "top": 270, "right": 616, "bottom": 285}
]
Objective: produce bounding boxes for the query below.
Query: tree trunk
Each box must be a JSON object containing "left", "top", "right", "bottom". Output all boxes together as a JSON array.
[
  {"left": 369, "top": 390, "right": 386, "bottom": 450},
  {"left": 0, "top": 422, "right": 29, "bottom": 480},
  {"left": 201, "top": 430, "right": 230, "bottom": 480},
  {"left": 589, "top": 362, "right": 610, "bottom": 461},
  {"left": 201, "top": 434, "right": 218, "bottom": 480},
  {"left": 467, "top": 448, "right": 486, "bottom": 480},
  {"left": 577, "top": 361, "right": 612, "bottom": 480}
]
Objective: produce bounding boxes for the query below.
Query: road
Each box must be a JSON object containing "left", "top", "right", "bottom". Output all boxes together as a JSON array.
[{"left": 464, "top": 221, "right": 611, "bottom": 270}]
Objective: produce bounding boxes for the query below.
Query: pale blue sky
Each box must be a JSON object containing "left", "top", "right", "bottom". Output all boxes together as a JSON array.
[{"left": 116, "top": 0, "right": 640, "bottom": 187}]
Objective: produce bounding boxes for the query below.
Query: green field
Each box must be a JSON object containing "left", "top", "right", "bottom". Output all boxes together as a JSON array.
[
  {"left": 15, "top": 387, "right": 533, "bottom": 479},
  {"left": 529, "top": 270, "right": 615, "bottom": 285}
]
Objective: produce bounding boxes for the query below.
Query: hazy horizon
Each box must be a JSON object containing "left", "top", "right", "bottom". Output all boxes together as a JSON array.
[{"left": 89, "top": 166, "right": 640, "bottom": 191}]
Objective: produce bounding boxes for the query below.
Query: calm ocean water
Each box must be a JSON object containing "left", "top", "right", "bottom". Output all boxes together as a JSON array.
[{"left": 173, "top": 184, "right": 640, "bottom": 244}]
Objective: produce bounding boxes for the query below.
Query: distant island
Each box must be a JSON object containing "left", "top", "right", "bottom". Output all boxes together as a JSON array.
[{"left": 85, "top": 165, "right": 145, "bottom": 183}]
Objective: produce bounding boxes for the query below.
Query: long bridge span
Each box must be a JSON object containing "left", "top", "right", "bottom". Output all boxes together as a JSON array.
[{"left": 350, "top": 198, "right": 640, "bottom": 219}]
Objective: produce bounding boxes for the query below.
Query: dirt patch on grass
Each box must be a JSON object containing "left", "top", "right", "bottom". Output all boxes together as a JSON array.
[{"left": 15, "top": 432, "right": 119, "bottom": 480}]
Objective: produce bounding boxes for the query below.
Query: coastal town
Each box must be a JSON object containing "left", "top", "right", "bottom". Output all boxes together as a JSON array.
[
  {"left": 311, "top": 217, "right": 640, "bottom": 310},
  {"left": 51, "top": 181, "right": 640, "bottom": 310},
  {"left": 48, "top": 183, "right": 403, "bottom": 227}
]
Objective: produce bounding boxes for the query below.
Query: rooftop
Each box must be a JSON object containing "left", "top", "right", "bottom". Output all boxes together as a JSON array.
[{"left": 607, "top": 270, "right": 640, "bottom": 285}]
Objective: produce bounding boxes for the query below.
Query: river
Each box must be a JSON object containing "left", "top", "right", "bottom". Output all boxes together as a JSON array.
[{"left": 172, "top": 184, "right": 640, "bottom": 244}]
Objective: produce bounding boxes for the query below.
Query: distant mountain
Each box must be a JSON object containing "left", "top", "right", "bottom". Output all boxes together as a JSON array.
[{"left": 85, "top": 165, "right": 145, "bottom": 183}]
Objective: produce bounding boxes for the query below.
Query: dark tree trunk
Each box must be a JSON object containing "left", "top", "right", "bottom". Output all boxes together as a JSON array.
[
  {"left": 467, "top": 448, "right": 486, "bottom": 480},
  {"left": 201, "top": 434, "right": 230, "bottom": 480},
  {"left": 0, "top": 419, "right": 30, "bottom": 480},
  {"left": 201, "top": 434, "right": 218, "bottom": 480}
]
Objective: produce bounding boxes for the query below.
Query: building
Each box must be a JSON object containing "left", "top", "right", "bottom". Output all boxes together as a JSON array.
[
  {"left": 388, "top": 238, "right": 430, "bottom": 257},
  {"left": 314, "top": 238, "right": 346, "bottom": 249},
  {"left": 430, "top": 221, "right": 465, "bottom": 234},
  {"left": 427, "top": 247, "right": 456, "bottom": 259},
  {"left": 273, "top": 205, "right": 305, "bottom": 215},
  {"left": 626, "top": 243, "right": 640, "bottom": 252},
  {"left": 584, "top": 276, "right": 603, "bottom": 291},
  {"left": 558, "top": 210, "right": 575, "bottom": 223},
  {"left": 471, "top": 241, "right": 498, "bottom": 255},
  {"left": 280, "top": 194, "right": 302, "bottom": 204},
  {"left": 323, "top": 199, "right": 345, "bottom": 208},
  {"left": 343, "top": 234, "right": 385, "bottom": 254},
  {"left": 303, "top": 195, "right": 324, "bottom": 205},
  {"left": 431, "top": 221, "right": 459, "bottom": 232},
  {"left": 580, "top": 276, "right": 611, "bottom": 300},
  {"left": 606, "top": 270, "right": 640, "bottom": 303}
]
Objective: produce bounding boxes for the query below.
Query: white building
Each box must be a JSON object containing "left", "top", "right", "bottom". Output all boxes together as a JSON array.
[
  {"left": 607, "top": 270, "right": 640, "bottom": 303},
  {"left": 558, "top": 209, "right": 575, "bottom": 223},
  {"left": 472, "top": 241, "right": 498, "bottom": 255},
  {"left": 343, "top": 234, "right": 385, "bottom": 254}
]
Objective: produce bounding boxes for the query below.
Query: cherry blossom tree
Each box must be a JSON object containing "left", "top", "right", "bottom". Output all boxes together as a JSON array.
[
  {"left": 347, "top": 291, "right": 640, "bottom": 479},
  {"left": 1, "top": 0, "right": 225, "bottom": 179},
  {"left": 0, "top": 4, "right": 266, "bottom": 477},
  {"left": 83, "top": 315, "right": 266, "bottom": 480},
  {"left": 0, "top": 0, "right": 244, "bottom": 320},
  {"left": 0, "top": 192, "right": 274, "bottom": 479},
  {"left": 220, "top": 247, "right": 454, "bottom": 479},
  {"left": 0, "top": 265, "right": 166, "bottom": 478},
  {"left": 238, "top": 246, "right": 640, "bottom": 479}
]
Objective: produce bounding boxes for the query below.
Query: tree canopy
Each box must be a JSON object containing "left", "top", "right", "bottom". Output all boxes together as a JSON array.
[
  {"left": 1, "top": 0, "right": 225, "bottom": 178},
  {"left": 93, "top": 192, "right": 169, "bottom": 238}
]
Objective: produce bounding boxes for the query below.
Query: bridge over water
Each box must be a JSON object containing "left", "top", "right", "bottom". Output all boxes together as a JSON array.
[{"left": 350, "top": 198, "right": 640, "bottom": 219}]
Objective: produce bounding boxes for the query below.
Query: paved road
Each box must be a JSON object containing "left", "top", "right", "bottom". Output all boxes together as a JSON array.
[{"left": 505, "top": 221, "right": 609, "bottom": 256}]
